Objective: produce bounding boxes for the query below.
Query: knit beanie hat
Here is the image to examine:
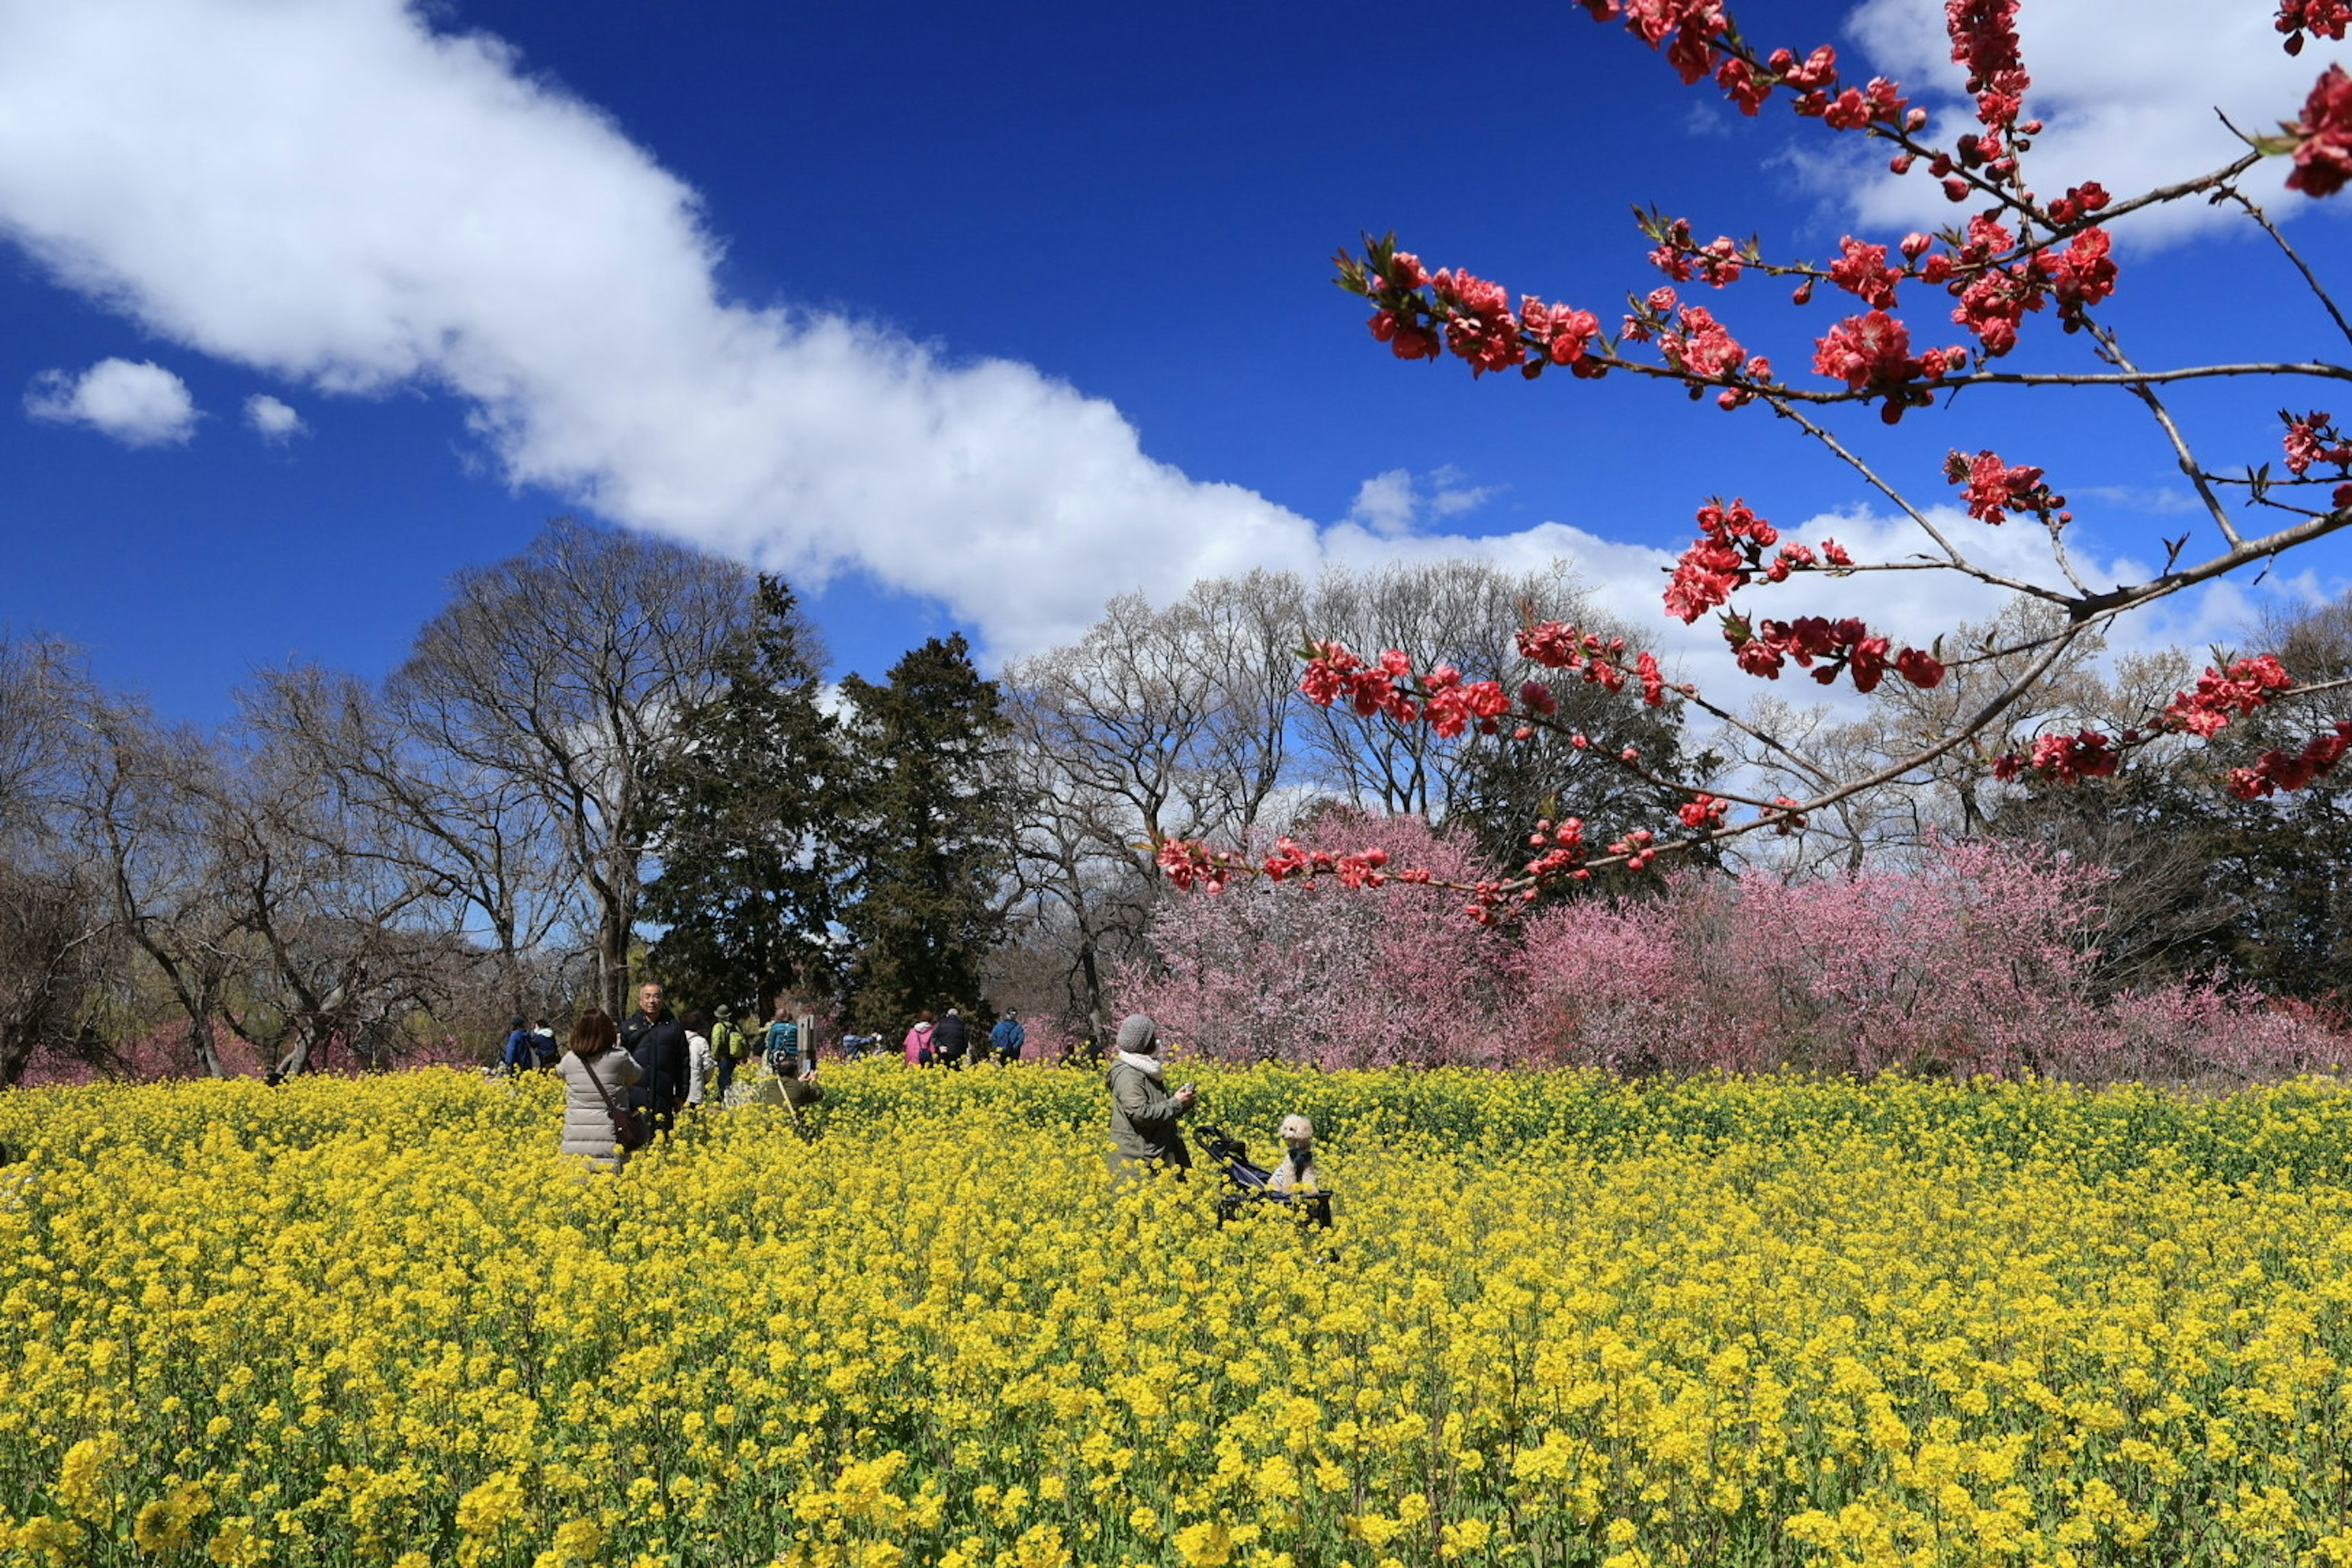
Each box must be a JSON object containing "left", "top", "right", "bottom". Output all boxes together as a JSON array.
[{"left": 1116, "top": 1014, "right": 1158, "bottom": 1055}]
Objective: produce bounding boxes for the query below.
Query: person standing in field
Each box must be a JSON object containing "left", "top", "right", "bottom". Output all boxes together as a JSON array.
[
  {"left": 903, "top": 1010, "right": 935, "bottom": 1067},
  {"left": 620, "top": 981, "right": 687, "bottom": 1139},
  {"left": 557, "top": 1008, "right": 644, "bottom": 1174},
  {"left": 1106, "top": 1014, "right": 1194, "bottom": 1178},
  {"left": 681, "top": 1009, "right": 717, "bottom": 1109},
  {"left": 501, "top": 1014, "right": 538, "bottom": 1075},
  {"left": 932, "top": 1006, "right": 968, "bottom": 1068},
  {"left": 710, "top": 1006, "right": 743, "bottom": 1101},
  {"left": 990, "top": 1009, "right": 1025, "bottom": 1066}
]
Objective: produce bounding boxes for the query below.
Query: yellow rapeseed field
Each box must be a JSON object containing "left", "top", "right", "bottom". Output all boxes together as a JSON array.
[{"left": 4, "top": 1065, "right": 2352, "bottom": 1568}]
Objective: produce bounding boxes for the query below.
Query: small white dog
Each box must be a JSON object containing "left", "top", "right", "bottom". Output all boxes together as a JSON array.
[{"left": 1268, "top": 1114, "right": 1319, "bottom": 1194}]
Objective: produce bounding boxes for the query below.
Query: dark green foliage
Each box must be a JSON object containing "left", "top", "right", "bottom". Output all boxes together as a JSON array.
[
  {"left": 835, "top": 636, "right": 1022, "bottom": 1033},
  {"left": 635, "top": 577, "right": 842, "bottom": 1016},
  {"left": 1991, "top": 594, "right": 2352, "bottom": 1005},
  {"left": 1447, "top": 679, "right": 1718, "bottom": 899}
]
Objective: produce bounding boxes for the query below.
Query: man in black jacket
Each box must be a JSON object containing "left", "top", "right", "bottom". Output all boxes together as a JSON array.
[
  {"left": 932, "top": 1006, "right": 968, "bottom": 1068},
  {"left": 620, "top": 981, "right": 688, "bottom": 1136}
]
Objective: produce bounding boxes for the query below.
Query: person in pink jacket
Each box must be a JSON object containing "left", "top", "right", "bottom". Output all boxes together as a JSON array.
[{"left": 902, "top": 1011, "right": 935, "bottom": 1066}]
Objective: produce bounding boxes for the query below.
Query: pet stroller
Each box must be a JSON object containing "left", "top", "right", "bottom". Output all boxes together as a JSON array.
[{"left": 1194, "top": 1123, "right": 1332, "bottom": 1229}]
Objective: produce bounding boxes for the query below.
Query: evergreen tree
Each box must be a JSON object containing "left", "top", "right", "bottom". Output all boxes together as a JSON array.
[
  {"left": 635, "top": 576, "right": 842, "bottom": 1014},
  {"left": 1446, "top": 676, "right": 1719, "bottom": 896},
  {"left": 835, "top": 635, "right": 1020, "bottom": 1032}
]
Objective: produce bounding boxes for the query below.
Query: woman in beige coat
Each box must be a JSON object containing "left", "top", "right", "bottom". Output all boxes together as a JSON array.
[{"left": 556, "top": 1008, "right": 644, "bottom": 1173}]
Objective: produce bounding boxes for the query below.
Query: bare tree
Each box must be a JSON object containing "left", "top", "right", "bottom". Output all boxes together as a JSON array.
[
  {"left": 247, "top": 663, "right": 577, "bottom": 1020},
  {"left": 389, "top": 519, "right": 753, "bottom": 1015},
  {"left": 1299, "top": 559, "right": 1602, "bottom": 816},
  {"left": 1714, "top": 600, "right": 2122, "bottom": 875},
  {"left": 74, "top": 701, "right": 247, "bottom": 1077},
  {"left": 1000, "top": 572, "right": 1306, "bottom": 1030},
  {"left": 0, "top": 634, "right": 115, "bottom": 1084}
]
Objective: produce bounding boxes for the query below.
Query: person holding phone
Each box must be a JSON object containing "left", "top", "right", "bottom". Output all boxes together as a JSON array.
[{"left": 1105, "top": 1013, "right": 1195, "bottom": 1180}]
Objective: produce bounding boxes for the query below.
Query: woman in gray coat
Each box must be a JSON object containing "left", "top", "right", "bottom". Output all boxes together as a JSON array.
[
  {"left": 557, "top": 1008, "right": 644, "bottom": 1173},
  {"left": 1105, "top": 1014, "right": 1194, "bottom": 1178}
]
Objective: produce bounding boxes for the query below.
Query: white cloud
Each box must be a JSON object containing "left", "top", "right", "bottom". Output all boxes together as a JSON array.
[
  {"left": 23, "top": 356, "right": 198, "bottom": 447},
  {"left": 1341, "top": 466, "right": 1495, "bottom": 538},
  {"left": 244, "top": 392, "right": 305, "bottom": 441},
  {"left": 1825, "top": 0, "right": 2348, "bottom": 241},
  {"left": 0, "top": 0, "right": 1328, "bottom": 660},
  {"left": 0, "top": 0, "right": 2328, "bottom": 678}
]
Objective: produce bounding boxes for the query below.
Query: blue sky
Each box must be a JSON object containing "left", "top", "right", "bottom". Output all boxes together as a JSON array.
[{"left": 1, "top": 0, "right": 2345, "bottom": 721}]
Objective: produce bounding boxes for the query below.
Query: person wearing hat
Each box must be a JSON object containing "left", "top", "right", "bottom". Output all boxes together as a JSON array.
[
  {"left": 1105, "top": 1014, "right": 1194, "bottom": 1178},
  {"left": 500, "top": 1015, "right": 538, "bottom": 1076},
  {"left": 709, "top": 1006, "right": 742, "bottom": 1100}
]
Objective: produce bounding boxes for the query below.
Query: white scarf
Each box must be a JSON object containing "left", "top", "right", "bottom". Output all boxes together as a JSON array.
[{"left": 1115, "top": 1050, "right": 1163, "bottom": 1079}]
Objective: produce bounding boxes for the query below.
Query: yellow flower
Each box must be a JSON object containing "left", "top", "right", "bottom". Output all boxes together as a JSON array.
[
  {"left": 1172, "top": 1521, "right": 1235, "bottom": 1568},
  {"left": 134, "top": 1482, "right": 213, "bottom": 1553},
  {"left": 57, "top": 1436, "right": 119, "bottom": 1523}
]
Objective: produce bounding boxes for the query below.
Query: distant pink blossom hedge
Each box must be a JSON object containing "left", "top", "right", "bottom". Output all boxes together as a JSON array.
[{"left": 1126, "top": 816, "right": 2351, "bottom": 1083}]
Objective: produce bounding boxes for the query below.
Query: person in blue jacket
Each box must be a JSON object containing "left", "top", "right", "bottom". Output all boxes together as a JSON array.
[
  {"left": 989, "top": 1009, "right": 1026, "bottom": 1066},
  {"left": 500, "top": 1015, "right": 538, "bottom": 1074}
]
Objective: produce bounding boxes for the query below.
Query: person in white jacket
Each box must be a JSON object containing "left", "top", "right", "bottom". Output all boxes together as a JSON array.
[{"left": 680, "top": 1008, "right": 717, "bottom": 1109}]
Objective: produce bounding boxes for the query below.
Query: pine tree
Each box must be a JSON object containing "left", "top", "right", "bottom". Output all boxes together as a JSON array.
[
  {"left": 635, "top": 576, "right": 842, "bottom": 1015},
  {"left": 835, "top": 635, "right": 1020, "bottom": 1033}
]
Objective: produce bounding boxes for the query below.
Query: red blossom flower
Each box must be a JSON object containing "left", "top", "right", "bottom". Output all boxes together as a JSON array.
[
  {"left": 2042, "top": 227, "right": 2116, "bottom": 328},
  {"left": 1947, "top": 0, "right": 2030, "bottom": 130},
  {"left": 2229, "top": 722, "right": 2352, "bottom": 797},
  {"left": 1678, "top": 793, "right": 1730, "bottom": 829},
  {"left": 1659, "top": 304, "right": 1749, "bottom": 380},
  {"left": 1895, "top": 647, "right": 1947, "bottom": 688},
  {"left": 1157, "top": 837, "right": 1239, "bottom": 893},
  {"left": 2278, "top": 0, "right": 2352, "bottom": 56},
  {"left": 2286, "top": 64, "right": 2352, "bottom": 197},
  {"left": 1946, "top": 448, "right": 2069, "bottom": 526},
  {"left": 2162, "top": 655, "right": 2294, "bottom": 737},
  {"left": 1827, "top": 236, "right": 1902, "bottom": 308},
  {"left": 2282, "top": 410, "right": 2352, "bottom": 475},
  {"left": 1813, "top": 310, "right": 1949, "bottom": 419},
  {"left": 2018, "top": 729, "right": 2120, "bottom": 783},
  {"left": 1664, "top": 497, "right": 1779, "bottom": 622},
  {"left": 1715, "top": 55, "right": 1768, "bottom": 114},
  {"left": 1637, "top": 650, "right": 1669, "bottom": 706}
]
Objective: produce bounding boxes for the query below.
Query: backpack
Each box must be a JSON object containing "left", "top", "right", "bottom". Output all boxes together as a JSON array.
[{"left": 712, "top": 1020, "right": 741, "bottom": 1063}]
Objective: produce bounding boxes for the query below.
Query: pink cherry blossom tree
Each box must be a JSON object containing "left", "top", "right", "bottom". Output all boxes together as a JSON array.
[
  {"left": 1506, "top": 835, "right": 2344, "bottom": 1082},
  {"left": 1117, "top": 811, "right": 1516, "bottom": 1068}
]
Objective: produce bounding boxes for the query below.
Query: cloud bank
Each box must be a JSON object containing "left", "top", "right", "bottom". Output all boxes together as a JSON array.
[
  {"left": 0, "top": 0, "right": 1335, "bottom": 657},
  {"left": 1833, "top": 0, "right": 2348, "bottom": 239},
  {"left": 23, "top": 357, "right": 197, "bottom": 447},
  {"left": 0, "top": 0, "right": 2328, "bottom": 670}
]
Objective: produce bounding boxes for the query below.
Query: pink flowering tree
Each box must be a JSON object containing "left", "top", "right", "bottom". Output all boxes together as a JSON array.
[
  {"left": 1117, "top": 811, "right": 1517, "bottom": 1068},
  {"left": 1158, "top": 0, "right": 2352, "bottom": 918},
  {"left": 1509, "top": 837, "right": 2352, "bottom": 1082}
]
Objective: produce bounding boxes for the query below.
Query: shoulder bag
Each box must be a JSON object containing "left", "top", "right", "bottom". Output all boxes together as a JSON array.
[{"left": 582, "top": 1053, "right": 650, "bottom": 1153}]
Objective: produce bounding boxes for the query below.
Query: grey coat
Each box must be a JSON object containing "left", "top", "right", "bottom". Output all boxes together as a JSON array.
[
  {"left": 1106, "top": 1058, "right": 1191, "bottom": 1174},
  {"left": 557, "top": 1048, "right": 646, "bottom": 1171}
]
